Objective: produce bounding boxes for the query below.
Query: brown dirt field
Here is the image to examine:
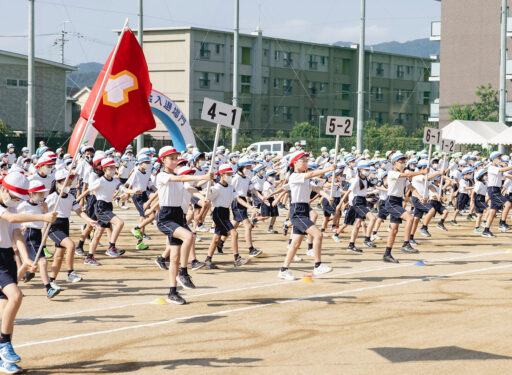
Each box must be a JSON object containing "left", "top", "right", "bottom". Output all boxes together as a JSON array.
[{"left": 13, "top": 204, "right": 512, "bottom": 374}]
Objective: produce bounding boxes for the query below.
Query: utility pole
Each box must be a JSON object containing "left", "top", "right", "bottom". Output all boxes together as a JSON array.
[
  {"left": 356, "top": 0, "right": 366, "bottom": 152},
  {"left": 27, "top": 0, "right": 35, "bottom": 153},
  {"left": 56, "top": 22, "right": 69, "bottom": 133},
  {"left": 136, "top": 0, "right": 144, "bottom": 153},
  {"left": 231, "top": 0, "right": 239, "bottom": 149},
  {"left": 499, "top": 0, "right": 508, "bottom": 154}
]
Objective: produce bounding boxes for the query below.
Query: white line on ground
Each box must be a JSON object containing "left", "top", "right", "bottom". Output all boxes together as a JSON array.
[
  {"left": 16, "top": 250, "right": 507, "bottom": 323},
  {"left": 16, "top": 262, "right": 512, "bottom": 348}
]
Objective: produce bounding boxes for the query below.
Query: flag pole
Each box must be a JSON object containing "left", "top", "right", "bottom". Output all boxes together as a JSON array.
[
  {"left": 205, "top": 123, "right": 221, "bottom": 200},
  {"left": 31, "top": 19, "right": 131, "bottom": 266}
]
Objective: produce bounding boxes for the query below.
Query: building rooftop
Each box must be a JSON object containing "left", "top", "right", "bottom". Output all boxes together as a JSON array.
[{"left": 0, "top": 49, "right": 77, "bottom": 71}]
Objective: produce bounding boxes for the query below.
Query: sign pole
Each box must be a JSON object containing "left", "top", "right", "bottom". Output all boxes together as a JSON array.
[
  {"left": 438, "top": 153, "right": 448, "bottom": 199},
  {"left": 205, "top": 123, "right": 221, "bottom": 200},
  {"left": 330, "top": 135, "right": 340, "bottom": 197},
  {"left": 423, "top": 143, "right": 432, "bottom": 199}
]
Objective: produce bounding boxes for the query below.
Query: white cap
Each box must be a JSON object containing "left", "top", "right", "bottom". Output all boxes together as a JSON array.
[
  {"left": 28, "top": 179, "right": 49, "bottom": 193},
  {"left": 1, "top": 172, "right": 29, "bottom": 200}
]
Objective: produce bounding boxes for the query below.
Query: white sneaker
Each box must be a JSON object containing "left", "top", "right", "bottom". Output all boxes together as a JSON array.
[
  {"left": 370, "top": 233, "right": 381, "bottom": 241},
  {"left": 278, "top": 269, "right": 296, "bottom": 280},
  {"left": 50, "top": 281, "right": 62, "bottom": 291},
  {"left": 293, "top": 254, "right": 302, "bottom": 262},
  {"left": 195, "top": 235, "right": 202, "bottom": 242},
  {"left": 332, "top": 234, "right": 340, "bottom": 243},
  {"left": 209, "top": 227, "right": 215, "bottom": 234},
  {"left": 313, "top": 263, "right": 333, "bottom": 275},
  {"left": 306, "top": 249, "right": 314, "bottom": 257},
  {"left": 121, "top": 206, "right": 128, "bottom": 210},
  {"left": 286, "top": 241, "right": 291, "bottom": 249},
  {"left": 66, "top": 271, "right": 82, "bottom": 283},
  {"left": 196, "top": 225, "right": 208, "bottom": 232}
]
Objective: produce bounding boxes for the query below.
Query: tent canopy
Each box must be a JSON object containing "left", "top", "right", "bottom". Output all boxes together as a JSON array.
[
  {"left": 441, "top": 120, "right": 508, "bottom": 145},
  {"left": 488, "top": 125, "right": 512, "bottom": 145}
]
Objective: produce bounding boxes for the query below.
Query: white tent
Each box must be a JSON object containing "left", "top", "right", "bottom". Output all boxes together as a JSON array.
[
  {"left": 488, "top": 125, "right": 512, "bottom": 145},
  {"left": 441, "top": 120, "right": 508, "bottom": 145}
]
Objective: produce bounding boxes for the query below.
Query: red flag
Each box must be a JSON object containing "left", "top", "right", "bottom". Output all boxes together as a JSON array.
[{"left": 80, "top": 29, "right": 155, "bottom": 152}]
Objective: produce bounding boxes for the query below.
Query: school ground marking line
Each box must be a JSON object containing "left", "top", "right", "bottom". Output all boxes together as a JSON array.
[
  {"left": 16, "top": 249, "right": 507, "bottom": 323},
  {"left": 16, "top": 262, "right": 512, "bottom": 349}
]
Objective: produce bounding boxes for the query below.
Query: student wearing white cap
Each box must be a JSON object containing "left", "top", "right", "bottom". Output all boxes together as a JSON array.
[
  {"left": 5, "top": 145, "right": 15, "bottom": 168},
  {"left": 473, "top": 169, "right": 489, "bottom": 233},
  {"left": 449, "top": 167, "right": 475, "bottom": 226},
  {"left": 0, "top": 172, "right": 57, "bottom": 373},
  {"left": 260, "top": 170, "right": 280, "bottom": 233},
  {"left": 383, "top": 153, "right": 427, "bottom": 263},
  {"left": 204, "top": 164, "right": 252, "bottom": 269},
  {"left": 15, "top": 147, "right": 29, "bottom": 167},
  {"left": 482, "top": 151, "right": 512, "bottom": 237},
  {"left": 18, "top": 180, "right": 60, "bottom": 299},
  {"left": 278, "top": 151, "right": 335, "bottom": 280},
  {"left": 28, "top": 151, "right": 56, "bottom": 196}
]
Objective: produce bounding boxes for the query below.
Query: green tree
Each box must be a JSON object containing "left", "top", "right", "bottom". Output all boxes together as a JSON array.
[
  {"left": 449, "top": 83, "right": 499, "bottom": 122},
  {"left": 290, "top": 122, "right": 317, "bottom": 140},
  {"left": 0, "top": 119, "right": 15, "bottom": 136}
]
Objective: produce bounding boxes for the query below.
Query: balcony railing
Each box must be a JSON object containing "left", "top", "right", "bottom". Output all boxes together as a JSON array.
[
  {"left": 430, "top": 21, "right": 441, "bottom": 41},
  {"left": 429, "top": 62, "right": 440, "bottom": 81},
  {"left": 200, "top": 49, "right": 211, "bottom": 59}
]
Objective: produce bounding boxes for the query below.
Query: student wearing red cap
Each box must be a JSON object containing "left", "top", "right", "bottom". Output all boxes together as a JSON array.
[{"left": 0, "top": 172, "right": 57, "bottom": 373}]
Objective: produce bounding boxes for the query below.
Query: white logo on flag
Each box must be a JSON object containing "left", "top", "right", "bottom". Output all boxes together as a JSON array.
[{"left": 102, "top": 70, "right": 138, "bottom": 108}]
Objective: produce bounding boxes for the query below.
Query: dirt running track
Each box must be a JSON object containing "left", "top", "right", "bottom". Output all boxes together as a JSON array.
[{"left": 13, "top": 205, "right": 512, "bottom": 374}]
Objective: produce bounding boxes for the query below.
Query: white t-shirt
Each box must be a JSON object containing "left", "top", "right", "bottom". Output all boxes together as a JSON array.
[
  {"left": 156, "top": 171, "right": 184, "bottom": 207},
  {"left": 210, "top": 182, "right": 237, "bottom": 208},
  {"left": 45, "top": 192, "right": 79, "bottom": 219},
  {"left": 387, "top": 170, "right": 408, "bottom": 198},
  {"left": 88, "top": 176, "right": 122, "bottom": 202},
  {"left": 474, "top": 180, "right": 487, "bottom": 195},
  {"left": 127, "top": 169, "right": 153, "bottom": 192},
  {"left": 18, "top": 201, "right": 44, "bottom": 229},
  {"left": 487, "top": 165, "right": 503, "bottom": 188},
  {"left": 0, "top": 204, "right": 21, "bottom": 248},
  {"left": 288, "top": 173, "right": 312, "bottom": 203},
  {"left": 232, "top": 174, "right": 253, "bottom": 197}
]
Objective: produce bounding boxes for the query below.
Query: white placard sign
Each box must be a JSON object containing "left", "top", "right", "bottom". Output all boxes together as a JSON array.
[
  {"left": 423, "top": 127, "right": 441, "bottom": 145},
  {"left": 325, "top": 116, "right": 354, "bottom": 136},
  {"left": 201, "top": 97, "right": 242, "bottom": 129},
  {"left": 440, "top": 138, "right": 456, "bottom": 153}
]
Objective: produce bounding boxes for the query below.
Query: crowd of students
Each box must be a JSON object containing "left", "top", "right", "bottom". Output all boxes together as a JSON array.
[{"left": 0, "top": 139, "right": 510, "bottom": 373}]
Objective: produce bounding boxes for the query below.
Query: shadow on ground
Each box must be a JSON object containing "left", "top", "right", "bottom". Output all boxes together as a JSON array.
[{"left": 370, "top": 346, "right": 512, "bottom": 362}]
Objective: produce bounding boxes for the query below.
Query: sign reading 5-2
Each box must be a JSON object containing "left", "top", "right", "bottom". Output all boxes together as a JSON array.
[{"left": 325, "top": 116, "right": 354, "bottom": 136}]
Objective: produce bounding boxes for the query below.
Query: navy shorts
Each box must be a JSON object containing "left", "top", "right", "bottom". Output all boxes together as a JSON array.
[
  {"left": 252, "top": 191, "right": 263, "bottom": 208},
  {"left": 386, "top": 196, "right": 406, "bottom": 224},
  {"left": 488, "top": 187, "right": 507, "bottom": 210},
  {"left": 321, "top": 197, "right": 340, "bottom": 217},
  {"left": 232, "top": 197, "right": 249, "bottom": 223},
  {"left": 95, "top": 200, "right": 115, "bottom": 228},
  {"left": 157, "top": 206, "right": 185, "bottom": 246},
  {"left": 366, "top": 194, "right": 377, "bottom": 208},
  {"left": 344, "top": 206, "right": 356, "bottom": 225},
  {"left": 430, "top": 200, "right": 446, "bottom": 215},
  {"left": 261, "top": 197, "right": 279, "bottom": 217},
  {"left": 85, "top": 194, "right": 97, "bottom": 220},
  {"left": 352, "top": 196, "right": 369, "bottom": 219},
  {"left": 456, "top": 193, "right": 471, "bottom": 211},
  {"left": 132, "top": 192, "right": 149, "bottom": 217},
  {"left": 49, "top": 218, "right": 70, "bottom": 248},
  {"left": 212, "top": 207, "right": 234, "bottom": 236},
  {"left": 290, "top": 203, "right": 314, "bottom": 235},
  {"left": 377, "top": 199, "right": 389, "bottom": 220},
  {"left": 474, "top": 194, "right": 488, "bottom": 213},
  {"left": 24, "top": 227, "right": 42, "bottom": 261},
  {"left": 0, "top": 248, "right": 17, "bottom": 299},
  {"left": 191, "top": 196, "right": 201, "bottom": 209},
  {"left": 120, "top": 178, "right": 128, "bottom": 184},
  {"left": 412, "top": 196, "right": 434, "bottom": 218}
]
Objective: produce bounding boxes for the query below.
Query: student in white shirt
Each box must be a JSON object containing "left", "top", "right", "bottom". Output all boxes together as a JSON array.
[
  {"left": 482, "top": 151, "right": 512, "bottom": 237},
  {"left": 205, "top": 164, "right": 252, "bottom": 269},
  {"left": 260, "top": 170, "right": 280, "bottom": 233},
  {"left": 0, "top": 172, "right": 57, "bottom": 373},
  {"left": 473, "top": 169, "right": 489, "bottom": 233},
  {"left": 278, "top": 151, "right": 335, "bottom": 281},
  {"left": 450, "top": 168, "right": 474, "bottom": 225},
  {"left": 383, "top": 153, "right": 427, "bottom": 263}
]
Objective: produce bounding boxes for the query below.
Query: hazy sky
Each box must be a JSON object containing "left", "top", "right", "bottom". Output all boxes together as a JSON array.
[{"left": 0, "top": 0, "right": 440, "bottom": 66}]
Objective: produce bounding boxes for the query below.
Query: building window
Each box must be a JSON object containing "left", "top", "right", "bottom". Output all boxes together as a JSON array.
[
  {"left": 283, "top": 79, "right": 292, "bottom": 95},
  {"left": 320, "top": 56, "right": 326, "bottom": 65},
  {"left": 342, "top": 58, "right": 351, "bottom": 75},
  {"left": 283, "top": 52, "right": 293, "bottom": 67},
  {"left": 308, "top": 108, "right": 316, "bottom": 122},
  {"left": 215, "top": 44, "right": 221, "bottom": 54},
  {"left": 274, "top": 50, "right": 280, "bottom": 60},
  {"left": 18, "top": 80, "right": 28, "bottom": 87},
  {"left": 374, "top": 87, "right": 383, "bottom": 101},
  {"left": 376, "top": 63, "right": 384, "bottom": 77},
  {"left": 423, "top": 91, "right": 430, "bottom": 105},
  {"left": 6, "top": 79, "right": 18, "bottom": 87},
  {"left": 396, "top": 89, "right": 404, "bottom": 103},
  {"left": 309, "top": 82, "right": 317, "bottom": 96},
  {"left": 341, "top": 109, "right": 351, "bottom": 117},
  {"left": 396, "top": 65, "right": 404, "bottom": 78},
  {"left": 242, "top": 47, "right": 251, "bottom": 65},
  {"left": 273, "top": 78, "right": 280, "bottom": 89},
  {"left": 241, "top": 103, "right": 251, "bottom": 122},
  {"left": 319, "top": 82, "right": 327, "bottom": 92},
  {"left": 199, "top": 72, "right": 210, "bottom": 88},
  {"left": 273, "top": 106, "right": 279, "bottom": 117},
  {"left": 241, "top": 75, "right": 251, "bottom": 94},
  {"left": 200, "top": 43, "right": 210, "bottom": 59},
  {"left": 283, "top": 107, "right": 292, "bottom": 121},
  {"left": 263, "top": 77, "right": 268, "bottom": 86},
  {"left": 406, "top": 66, "right": 412, "bottom": 75},
  {"left": 375, "top": 112, "right": 384, "bottom": 124},
  {"left": 215, "top": 73, "right": 221, "bottom": 83},
  {"left": 395, "top": 113, "right": 403, "bottom": 125},
  {"left": 308, "top": 55, "right": 318, "bottom": 70},
  {"left": 263, "top": 49, "right": 268, "bottom": 57},
  {"left": 341, "top": 84, "right": 351, "bottom": 100}
]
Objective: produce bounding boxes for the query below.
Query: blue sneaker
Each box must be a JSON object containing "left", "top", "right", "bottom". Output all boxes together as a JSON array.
[
  {"left": 0, "top": 343, "right": 20, "bottom": 363},
  {"left": 0, "top": 360, "right": 22, "bottom": 373},
  {"left": 46, "top": 287, "right": 61, "bottom": 299}
]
